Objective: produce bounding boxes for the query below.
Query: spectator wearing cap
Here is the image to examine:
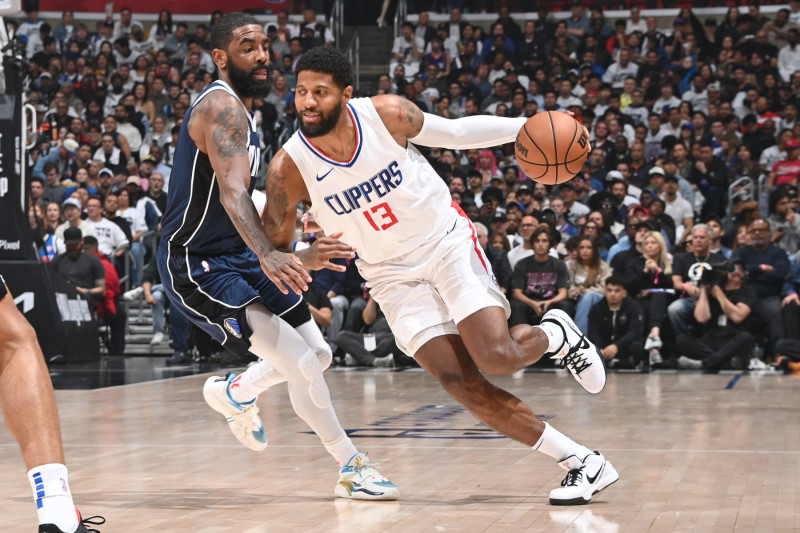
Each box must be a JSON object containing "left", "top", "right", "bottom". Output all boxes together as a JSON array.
[
  {"left": 55, "top": 197, "right": 97, "bottom": 243},
  {"left": 52, "top": 227, "right": 107, "bottom": 305},
  {"left": 33, "top": 139, "right": 79, "bottom": 184},
  {"left": 489, "top": 209, "right": 509, "bottom": 239},
  {"left": 767, "top": 188, "right": 800, "bottom": 255},
  {"left": 767, "top": 137, "right": 800, "bottom": 191}
]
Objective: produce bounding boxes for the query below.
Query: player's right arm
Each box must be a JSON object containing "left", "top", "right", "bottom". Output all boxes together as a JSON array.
[
  {"left": 263, "top": 150, "right": 356, "bottom": 272},
  {"left": 189, "top": 91, "right": 310, "bottom": 295}
]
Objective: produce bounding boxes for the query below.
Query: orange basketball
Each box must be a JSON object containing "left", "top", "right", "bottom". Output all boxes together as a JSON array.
[{"left": 514, "top": 111, "right": 590, "bottom": 185}]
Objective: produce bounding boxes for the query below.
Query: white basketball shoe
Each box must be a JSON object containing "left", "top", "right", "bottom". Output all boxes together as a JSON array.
[
  {"left": 541, "top": 309, "right": 607, "bottom": 394},
  {"left": 202, "top": 373, "right": 267, "bottom": 451},
  {"left": 335, "top": 452, "right": 399, "bottom": 501},
  {"left": 549, "top": 452, "right": 619, "bottom": 506}
]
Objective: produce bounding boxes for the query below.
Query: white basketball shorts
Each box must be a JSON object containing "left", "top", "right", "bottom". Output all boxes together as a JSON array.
[{"left": 357, "top": 208, "right": 510, "bottom": 357}]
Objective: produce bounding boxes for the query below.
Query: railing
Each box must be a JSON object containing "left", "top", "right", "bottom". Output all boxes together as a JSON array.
[
  {"left": 344, "top": 31, "right": 360, "bottom": 93},
  {"left": 394, "top": 0, "right": 408, "bottom": 39},
  {"left": 331, "top": 0, "right": 344, "bottom": 48}
]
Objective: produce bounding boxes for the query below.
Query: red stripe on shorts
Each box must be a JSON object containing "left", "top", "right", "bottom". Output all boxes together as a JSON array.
[{"left": 451, "top": 200, "right": 489, "bottom": 274}]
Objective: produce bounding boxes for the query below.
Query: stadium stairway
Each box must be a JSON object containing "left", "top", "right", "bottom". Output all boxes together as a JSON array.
[
  {"left": 124, "top": 302, "right": 173, "bottom": 356},
  {"left": 341, "top": 25, "right": 394, "bottom": 96}
]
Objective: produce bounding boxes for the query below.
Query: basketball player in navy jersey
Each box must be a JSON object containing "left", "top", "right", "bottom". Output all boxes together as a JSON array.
[
  {"left": 0, "top": 276, "right": 103, "bottom": 532},
  {"left": 157, "top": 14, "right": 397, "bottom": 500},
  {"left": 263, "top": 46, "right": 618, "bottom": 505}
]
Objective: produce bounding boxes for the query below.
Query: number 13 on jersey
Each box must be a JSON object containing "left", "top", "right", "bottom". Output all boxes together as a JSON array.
[{"left": 363, "top": 202, "right": 398, "bottom": 231}]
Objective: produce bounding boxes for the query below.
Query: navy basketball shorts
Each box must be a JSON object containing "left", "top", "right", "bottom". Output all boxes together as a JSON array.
[{"left": 158, "top": 245, "right": 310, "bottom": 353}]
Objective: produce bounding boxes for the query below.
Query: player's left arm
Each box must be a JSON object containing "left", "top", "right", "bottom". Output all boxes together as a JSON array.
[
  {"left": 262, "top": 150, "right": 355, "bottom": 272},
  {"left": 372, "top": 94, "right": 526, "bottom": 149}
]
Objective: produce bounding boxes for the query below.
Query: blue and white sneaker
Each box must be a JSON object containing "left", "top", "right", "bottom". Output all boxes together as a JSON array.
[
  {"left": 202, "top": 373, "right": 267, "bottom": 451},
  {"left": 335, "top": 452, "right": 399, "bottom": 500}
]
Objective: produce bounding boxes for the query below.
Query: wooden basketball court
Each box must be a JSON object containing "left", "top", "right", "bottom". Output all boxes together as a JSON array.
[{"left": 1, "top": 365, "right": 798, "bottom": 532}]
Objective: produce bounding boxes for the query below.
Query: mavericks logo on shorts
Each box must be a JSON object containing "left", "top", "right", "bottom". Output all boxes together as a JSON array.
[{"left": 224, "top": 318, "right": 242, "bottom": 338}]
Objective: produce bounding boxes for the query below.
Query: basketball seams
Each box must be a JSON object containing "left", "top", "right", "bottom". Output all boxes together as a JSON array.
[
  {"left": 563, "top": 119, "right": 581, "bottom": 175},
  {"left": 548, "top": 112, "right": 560, "bottom": 184},
  {"left": 521, "top": 124, "right": 551, "bottom": 180}
]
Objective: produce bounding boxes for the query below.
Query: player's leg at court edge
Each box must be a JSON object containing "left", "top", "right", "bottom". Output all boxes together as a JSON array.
[
  {"left": 0, "top": 285, "right": 102, "bottom": 532},
  {"left": 414, "top": 315, "right": 618, "bottom": 505},
  {"left": 206, "top": 304, "right": 398, "bottom": 500}
]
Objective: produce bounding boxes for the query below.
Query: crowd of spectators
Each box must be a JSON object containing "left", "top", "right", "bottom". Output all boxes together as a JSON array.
[
  {"left": 15, "top": 3, "right": 800, "bottom": 373},
  {"left": 376, "top": 2, "right": 800, "bottom": 373}
]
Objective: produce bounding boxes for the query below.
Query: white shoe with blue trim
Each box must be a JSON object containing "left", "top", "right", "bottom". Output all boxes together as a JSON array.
[
  {"left": 335, "top": 452, "right": 399, "bottom": 500},
  {"left": 202, "top": 373, "right": 267, "bottom": 451}
]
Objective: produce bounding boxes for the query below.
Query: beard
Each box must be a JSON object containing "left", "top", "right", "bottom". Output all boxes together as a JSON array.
[
  {"left": 299, "top": 101, "right": 343, "bottom": 138},
  {"left": 227, "top": 58, "right": 272, "bottom": 98}
]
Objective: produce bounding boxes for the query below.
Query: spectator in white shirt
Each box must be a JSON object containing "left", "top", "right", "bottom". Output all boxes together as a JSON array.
[
  {"left": 778, "top": 29, "right": 800, "bottom": 82},
  {"left": 390, "top": 22, "right": 425, "bottom": 80},
  {"left": 625, "top": 6, "right": 647, "bottom": 35},
  {"left": 681, "top": 75, "right": 709, "bottom": 115},
  {"left": 603, "top": 48, "right": 639, "bottom": 91}
]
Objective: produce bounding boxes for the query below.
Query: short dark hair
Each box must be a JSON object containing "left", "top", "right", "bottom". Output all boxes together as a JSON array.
[
  {"left": 210, "top": 12, "right": 260, "bottom": 51},
  {"left": 531, "top": 225, "right": 552, "bottom": 246},
  {"left": 296, "top": 46, "right": 354, "bottom": 90},
  {"left": 605, "top": 275, "right": 626, "bottom": 287}
]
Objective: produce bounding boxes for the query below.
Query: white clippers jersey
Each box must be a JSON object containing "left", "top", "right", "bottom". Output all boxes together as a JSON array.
[{"left": 283, "top": 98, "right": 456, "bottom": 265}]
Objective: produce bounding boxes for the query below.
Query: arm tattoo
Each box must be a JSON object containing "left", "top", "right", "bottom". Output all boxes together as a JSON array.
[
  {"left": 264, "top": 171, "right": 291, "bottom": 249},
  {"left": 231, "top": 189, "right": 273, "bottom": 256},
  {"left": 402, "top": 99, "right": 422, "bottom": 127},
  {"left": 212, "top": 106, "right": 249, "bottom": 158}
]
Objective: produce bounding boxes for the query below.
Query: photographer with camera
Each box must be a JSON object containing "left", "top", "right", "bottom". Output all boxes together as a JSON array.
[
  {"left": 731, "top": 219, "right": 790, "bottom": 357},
  {"left": 676, "top": 260, "right": 756, "bottom": 373}
]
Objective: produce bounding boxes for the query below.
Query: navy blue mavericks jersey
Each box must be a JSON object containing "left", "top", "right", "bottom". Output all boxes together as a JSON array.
[{"left": 159, "top": 80, "right": 261, "bottom": 256}]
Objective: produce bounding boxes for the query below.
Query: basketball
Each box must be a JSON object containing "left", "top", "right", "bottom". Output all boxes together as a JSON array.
[{"left": 514, "top": 111, "right": 590, "bottom": 185}]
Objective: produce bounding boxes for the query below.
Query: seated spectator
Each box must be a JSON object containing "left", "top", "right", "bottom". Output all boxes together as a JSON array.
[
  {"left": 667, "top": 224, "right": 727, "bottom": 336},
  {"left": 509, "top": 226, "right": 570, "bottom": 327},
  {"left": 767, "top": 188, "right": 800, "bottom": 255},
  {"left": 304, "top": 283, "right": 333, "bottom": 337},
  {"left": 338, "top": 295, "right": 409, "bottom": 368},
  {"left": 732, "top": 219, "right": 790, "bottom": 356},
  {"left": 624, "top": 231, "right": 674, "bottom": 366},
  {"left": 309, "top": 253, "right": 348, "bottom": 355},
  {"left": 83, "top": 195, "right": 129, "bottom": 261},
  {"left": 767, "top": 137, "right": 800, "bottom": 191},
  {"left": 475, "top": 222, "right": 512, "bottom": 294},
  {"left": 507, "top": 215, "right": 537, "bottom": 270},
  {"left": 390, "top": 22, "right": 424, "bottom": 80},
  {"left": 703, "top": 213, "right": 732, "bottom": 259},
  {"left": 589, "top": 275, "right": 646, "bottom": 370},
  {"left": 676, "top": 260, "right": 755, "bottom": 373},
  {"left": 55, "top": 198, "right": 96, "bottom": 242},
  {"left": 661, "top": 174, "right": 693, "bottom": 243},
  {"left": 565, "top": 236, "right": 611, "bottom": 332}
]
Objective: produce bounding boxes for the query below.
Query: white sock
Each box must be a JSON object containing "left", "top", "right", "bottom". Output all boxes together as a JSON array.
[
  {"left": 533, "top": 422, "right": 593, "bottom": 462},
  {"left": 227, "top": 360, "right": 286, "bottom": 404},
  {"left": 535, "top": 322, "right": 565, "bottom": 354},
  {"left": 323, "top": 433, "right": 360, "bottom": 466},
  {"left": 28, "top": 463, "right": 78, "bottom": 533}
]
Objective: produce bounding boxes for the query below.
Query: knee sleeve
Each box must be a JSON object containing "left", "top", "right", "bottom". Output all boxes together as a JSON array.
[
  {"left": 295, "top": 319, "right": 333, "bottom": 371},
  {"left": 298, "top": 350, "right": 331, "bottom": 409}
]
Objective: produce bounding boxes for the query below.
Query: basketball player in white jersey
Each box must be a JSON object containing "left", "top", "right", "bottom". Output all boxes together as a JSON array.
[
  {"left": 263, "top": 47, "right": 619, "bottom": 505},
  {"left": 161, "top": 14, "right": 397, "bottom": 500}
]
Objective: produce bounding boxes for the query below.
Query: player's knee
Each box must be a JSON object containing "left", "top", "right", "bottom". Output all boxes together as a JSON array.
[
  {"left": 298, "top": 350, "right": 331, "bottom": 409},
  {"left": 472, "top": 346, "right": 517, "bottom": 376},
  {"left": 316, "top": 343, "right": 333, "bottom": 371}
]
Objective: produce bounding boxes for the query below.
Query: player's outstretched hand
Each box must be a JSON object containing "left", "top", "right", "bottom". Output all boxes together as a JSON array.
[
  {"left": 260, "top": 251, "right": 311, "bottom": 295},
  {"left": 297, "top": 232, "right": 356, "bottom": 272}
]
